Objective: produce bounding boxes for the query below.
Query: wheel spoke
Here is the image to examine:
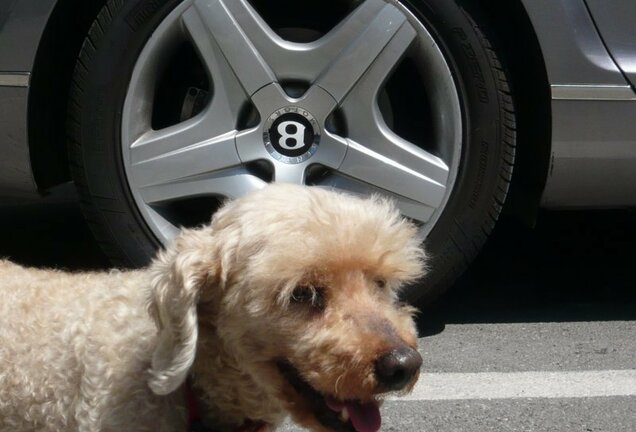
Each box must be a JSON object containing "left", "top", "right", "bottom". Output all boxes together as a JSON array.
[
  {"left": 313, "top": 171, "right": 436, "bottom": 223},
  {"left": 224, "top": 0, "right": 385, "bottom": 82},
  {"left": 129, "top": 120, "right": 241, "bottom": 190},
  {"left": 273, "top": 165, "right": 307, "bottom": 184},
  {"left": 337, "top": 135, "right": 448, "bottom": 215},
  {"left": 138, "top": 167, "right": 266, "bottom": 205},
  {"left": 324, "top": 5, "right": 460, "bottom": 223},
  {"left": 342, "top": 103, "right": 449, "bottom": 184},
  {"left": 338, "top": 18, "right": 417, "bottom": 114},
  {"left": 182, "top": 0, "right": 276, "bottom": 96},
  {"left": 182, "top": 0, "right": 414, "bottom": 102},
  {"left": 311, "top": 132, "right": 349, "bottom": 170},
  {"left": 330, "top": 20, "right": 450, "bottom": 215},
  {"left": 235, "top": 124, "right": 269, "bottom": 163},
  {"left": 314, "top": 3, "right": 415, "bottom": 103},
  {"left": 180, "top": 9, "right": 249, "bottom": 126},
  {"left": 249, "top": 82, "right": 292, "bottom": 115}
]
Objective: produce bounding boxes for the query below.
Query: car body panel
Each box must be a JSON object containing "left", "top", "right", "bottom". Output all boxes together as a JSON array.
[
  {"left": 543, "top": 99, "right": 636, "bottom": 207},
  {"left": 0, "top": 0, "right": 57, "bottom": 71},
  {"left": 0, "top": 86, "right": 35, "bottom": 196},
  {"left": 585, "top": 0, "right": 636, "bottom": 88},
  {"left": 2, "top": 0, "right": 636, "bottom": 207},
  {"left": 519, "top": 0, "right": 628, "bottom": 86},
  {"left": 520, "top": 0, "right": 636, "bottom": 207},
  {"left": 0, "top": 0, "right": 56, "bottom": 197}
]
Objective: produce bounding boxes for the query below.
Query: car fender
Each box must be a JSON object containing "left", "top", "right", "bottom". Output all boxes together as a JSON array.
[
  {"left": 0, "top": 0, "right": 58, "bottom": 196},
  {"left": 520, "top": 0, "right": 636, "bottom": 207}
]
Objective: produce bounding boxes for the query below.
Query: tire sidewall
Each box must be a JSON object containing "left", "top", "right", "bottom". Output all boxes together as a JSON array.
[
  {"left": 74, "top": 0, "right": 185, "bottom": 266},
  {"left": 402, "top": 0, "right": 512, "bottom": 302}
]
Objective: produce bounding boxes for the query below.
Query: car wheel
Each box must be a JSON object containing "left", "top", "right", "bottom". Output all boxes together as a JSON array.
[{"left": 68, "top": 0, "right": 515, "bottom": 303}]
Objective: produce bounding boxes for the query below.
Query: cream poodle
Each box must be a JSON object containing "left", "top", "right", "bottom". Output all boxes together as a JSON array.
[{"left": 0, "top": 184, "right": 425, "bottom": 432}]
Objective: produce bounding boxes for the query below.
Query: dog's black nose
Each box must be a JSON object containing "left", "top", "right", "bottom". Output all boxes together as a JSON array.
[{"left": 374, "top": 346, "right": 422, "bottom": 391}]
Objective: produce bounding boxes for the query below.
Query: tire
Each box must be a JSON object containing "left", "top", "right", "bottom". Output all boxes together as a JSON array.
[
  {"left": 68, "top": 0, "right": 183, "bottom": 266},
  {"left": 68, "top": 0, "right": 516, "bottom": 302},
  {"left": 402, "top": 0, "right": 517, "bottom": 303}
]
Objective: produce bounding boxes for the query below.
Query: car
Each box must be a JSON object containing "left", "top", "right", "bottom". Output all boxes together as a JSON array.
[{"left": 1, "top": 0, "right": 635, "bottom": 303}]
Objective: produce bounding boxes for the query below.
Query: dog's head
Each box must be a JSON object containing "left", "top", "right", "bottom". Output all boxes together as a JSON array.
[{"left": 147, "top": 184, "right": 425, "bottom": 432}]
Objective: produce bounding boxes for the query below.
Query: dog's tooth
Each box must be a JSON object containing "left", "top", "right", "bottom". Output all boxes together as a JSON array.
[{"left": 340, "top": 407, "right": 349, "bottom": 422}]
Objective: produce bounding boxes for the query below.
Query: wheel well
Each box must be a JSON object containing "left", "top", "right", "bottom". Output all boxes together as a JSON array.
[
  {"left": 465, "top": 0, "right": 552, "bottom": 224},
  {"left": 28, "top": 0, "right": 108, "bottom": 190}
]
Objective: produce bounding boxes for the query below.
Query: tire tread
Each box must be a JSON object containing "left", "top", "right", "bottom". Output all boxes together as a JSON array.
[
  {"left": 419, "top": 2, "right": 518, "bottom": 303},
  {"left": 67, "top": 0, "right": 133, "bottom": 267}
]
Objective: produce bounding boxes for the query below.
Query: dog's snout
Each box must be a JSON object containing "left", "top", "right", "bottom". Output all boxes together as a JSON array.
[{"left": 374, "top": 346, "right": 422, "bottom": 391}]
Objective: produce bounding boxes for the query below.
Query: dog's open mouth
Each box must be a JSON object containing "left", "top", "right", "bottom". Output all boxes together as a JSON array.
[{"left": 277, "top": 361, "right": 381, "bottom": 432}]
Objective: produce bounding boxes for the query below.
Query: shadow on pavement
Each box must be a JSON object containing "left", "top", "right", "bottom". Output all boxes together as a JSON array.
[
  {"left": 0, "top": 183, "right": 110, "bottom": 271},
  {"left": 418, "top": 209, "right": 636, "bottom": 334}
]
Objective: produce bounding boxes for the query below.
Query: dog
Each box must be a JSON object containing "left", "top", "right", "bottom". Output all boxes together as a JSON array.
[{"left": 0, "top": 184, "right": 425, "bottom": 432}]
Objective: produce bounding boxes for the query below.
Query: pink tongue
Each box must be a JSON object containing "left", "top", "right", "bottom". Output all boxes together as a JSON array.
[
  {"left": 345, "top": 400, "right": 381, "bottom": 432},
  {"left": 325, "top": 397, "right": 382, "bottom": 432}
]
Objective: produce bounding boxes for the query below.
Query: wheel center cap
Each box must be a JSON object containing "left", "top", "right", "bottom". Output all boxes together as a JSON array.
[{"left": 263, "top": 107, "right": 320, "bottom": 164}]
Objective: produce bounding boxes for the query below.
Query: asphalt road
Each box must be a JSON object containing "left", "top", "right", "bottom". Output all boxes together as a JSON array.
[{"left": 1, "top": 183, "right": 635, "bottom": 432}]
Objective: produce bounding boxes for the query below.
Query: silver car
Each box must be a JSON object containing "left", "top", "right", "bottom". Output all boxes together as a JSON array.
[{"left": 1, "top": 0, "right": 635, "bottom": 302}]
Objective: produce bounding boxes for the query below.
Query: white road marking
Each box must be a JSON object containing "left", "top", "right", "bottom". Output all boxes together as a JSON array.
[{"left": 389, "top": 370, "right": 636, "bottom": 401}]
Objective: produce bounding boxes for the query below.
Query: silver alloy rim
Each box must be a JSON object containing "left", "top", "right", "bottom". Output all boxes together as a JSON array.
[{"left": 122, "top": 0, "right": 462, "bottom": 243}]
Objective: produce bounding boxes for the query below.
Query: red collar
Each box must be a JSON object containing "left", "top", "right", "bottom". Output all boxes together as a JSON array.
[
  {"left": 234, "top": 419, "right": 269, "bottom": 432},
  {"left": 185, "top": 380, "right": 201, "bottom": 430},
  {"left": 185, "top": 382, "right": 268, "bottom": 432}
]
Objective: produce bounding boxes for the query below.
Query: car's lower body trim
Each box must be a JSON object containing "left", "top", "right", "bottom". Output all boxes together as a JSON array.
[
  {"left": 551, "top": 84, "right": 636, "bottom": 100},
  {"left": 0, "top": 72, "right": 30, "bottom": 88}
]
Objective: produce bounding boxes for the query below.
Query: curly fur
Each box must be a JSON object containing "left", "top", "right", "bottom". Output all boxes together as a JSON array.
[{"left": 0, "top": 184, "right": 425, "bottom": 432}]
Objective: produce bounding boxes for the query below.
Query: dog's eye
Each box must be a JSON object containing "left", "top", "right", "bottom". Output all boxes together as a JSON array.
[
  {"left": 291, "top": 285, "right": 325, "bottom": 309},
  {"left": 374, "top": 277, "right": 387, "bottom": 289},
  {"left": 291, "top": 286, "right": 312, "bottom": 303}
]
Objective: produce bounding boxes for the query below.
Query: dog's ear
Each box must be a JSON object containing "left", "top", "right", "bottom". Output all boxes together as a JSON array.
[{"left": 146, "top": 230, "right": 220, "bottom": 395}]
